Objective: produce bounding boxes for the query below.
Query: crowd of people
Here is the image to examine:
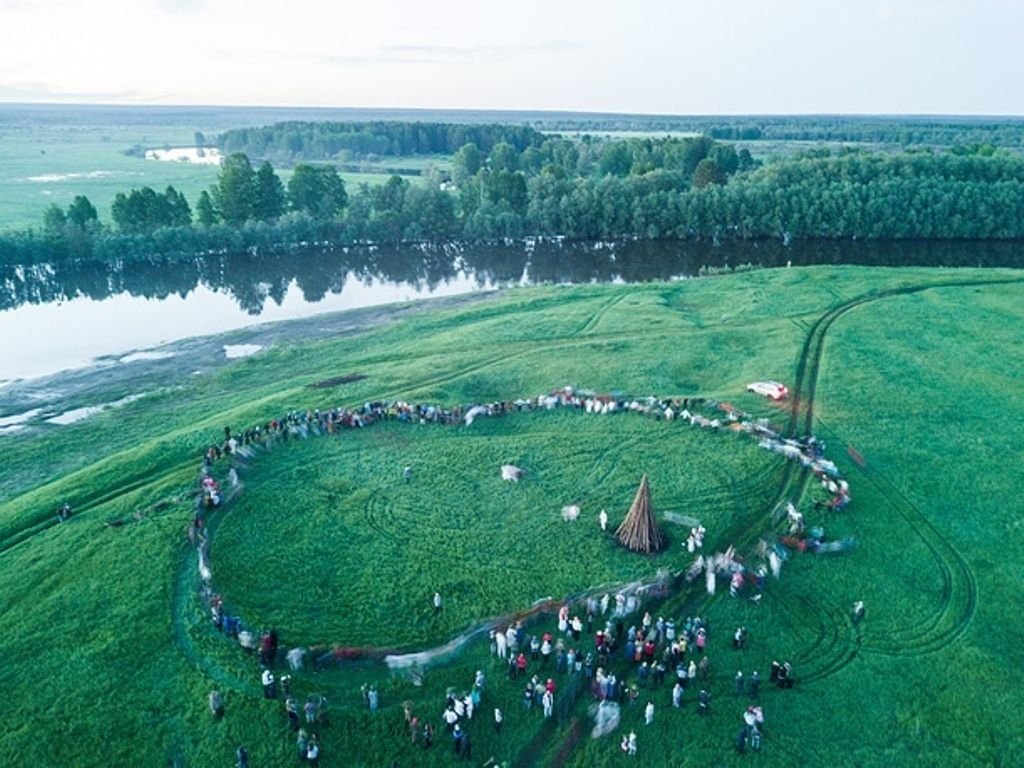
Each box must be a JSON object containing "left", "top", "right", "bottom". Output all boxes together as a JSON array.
[{"left": 182, "top": 385, "right": 859, "bottom": 763}]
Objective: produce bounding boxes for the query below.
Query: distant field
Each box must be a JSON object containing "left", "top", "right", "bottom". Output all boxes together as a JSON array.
[
  {"left": 0, "top": 116, "right": 433, "bottom": 231},
  {"left": 0, "top": 126, "right": 221, "bottom": 230}
]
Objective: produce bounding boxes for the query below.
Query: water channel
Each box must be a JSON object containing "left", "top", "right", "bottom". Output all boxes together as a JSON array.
[{"left": 4, "top": 238, "right": 1022, "bottom": 385}]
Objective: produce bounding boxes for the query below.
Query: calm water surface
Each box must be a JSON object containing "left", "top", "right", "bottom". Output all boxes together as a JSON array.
[{"left": 2, "top": 239, "right": 1022, "bottom": 381}]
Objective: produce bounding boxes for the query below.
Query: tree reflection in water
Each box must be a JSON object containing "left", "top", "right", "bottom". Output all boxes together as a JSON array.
[{"left": 2, "top": 239, "right": 1022, "bottom": 315}]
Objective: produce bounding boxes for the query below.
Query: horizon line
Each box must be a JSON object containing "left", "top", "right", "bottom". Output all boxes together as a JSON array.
[{"left": 2, "top": 100, "right": 1023, "bottom": 121}]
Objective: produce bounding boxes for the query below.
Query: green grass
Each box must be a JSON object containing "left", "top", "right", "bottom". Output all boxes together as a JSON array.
[
  {"left": 2, "top": 267, "right": 1024, "bottom": 766},
  {"left": 214, "top": 410, "right": 779, "bottom": 648},
  {"left": 0, "top": 127, "right": 220, "bottom": 231},
  {"left": 0, "top": 122, "right": 428, "bottom": 231}
]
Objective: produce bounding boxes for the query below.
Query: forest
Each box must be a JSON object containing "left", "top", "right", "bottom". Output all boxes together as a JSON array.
[
  {"left": 218, "top": 121, "right": 546, "bottom": 163},
  {"left": 3, "top": 125, "right": 1024, "bottom": 265},
  {"left": 219, "top": 117, "right": 1024, "bottom": 156}
]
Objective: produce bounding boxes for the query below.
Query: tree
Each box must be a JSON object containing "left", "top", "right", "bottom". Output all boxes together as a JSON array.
[
  {"left": 599, "top": 141, "right": 633, "bottom": 177},
  {"left": 252, "top": 161, "right": 286, "bottom": 221},
  {"left": 164, "top": 186, "right": 192, "bottom": 227},
  {"left": 737, "top": 148, "right": 757, "bottom": 172},
  {"left": 111, "top": 187, "right": 160, "bottom": 232},
  {"left": 489, "top": 141, "right": 519, "bottom": 173},
  {"left": 374, "top": 174, "right": 409, "bottom": 213},
  {"left": 196, "top": 190, "right": 218, "bottom": 226},
  {"left": 709, "top": 144, "right": 739, "bottom": 176},
  {"left": 42, "top": 203, "right": 67, "bottom": 234},
  {"left": 214, "top": 153, "right": 256, "bottom": 225},
  {"left": 287, "top": 164, "right": 347, "bottom": 220},
  {"left": 692, "top": 158, "right": 727, "bottom": 188},
  {"left": 451, "top": 143, "right": 483, "bottom": 185},
  {"left": 484, "top": 170, "right": 528, "bottom": 215},
  {"left": 66, "top": 196, "right": 98, "bottom": 229}
]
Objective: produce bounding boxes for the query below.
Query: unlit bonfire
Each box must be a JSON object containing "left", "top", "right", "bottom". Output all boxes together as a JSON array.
[{"left": 616, "top": 474, "right": 666, "bottom": 553}]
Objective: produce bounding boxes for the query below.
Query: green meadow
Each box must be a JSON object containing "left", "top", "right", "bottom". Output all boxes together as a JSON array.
[
  {"left": 0, "top": 121, "right": 427, "bottom": 231},
  {"left": 0, "top": 126, "right": 220, "bottom": 231},
  {"left": 1, "top": 266, "right": 1023, "bottom": 767}
]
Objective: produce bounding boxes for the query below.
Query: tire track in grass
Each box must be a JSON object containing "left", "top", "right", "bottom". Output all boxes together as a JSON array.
[
  {"left": 848, "top": 457, "right": 977, "bottom": 656},
  {"left": 770, "top": 590, "right": 831, "bottom": 666},
  {"left": 796, "top": 596, "right": 862, "bottom": 684},
  {"left": 577, "top": 435, "right": 643, "bottom": 497},
  {"left": 576, "top": 293, "right": 630, "bottom": 336},
  {"left": 698, "top": 277, "right": 1018, "bottom": 685},
  {"left": 776, "top": 279, "right": 1019, "bottom": 680},
  {"left": 363, "top": 489, "right": 400, "bottom": 543},
  {"left": 495, "top": 277, "right": 1019, "bottom": 765}
]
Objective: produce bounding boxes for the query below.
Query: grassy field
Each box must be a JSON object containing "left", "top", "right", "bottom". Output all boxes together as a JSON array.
[
  {"left": 1, "top": 267, "right": 1023, "bottom": 766},
  {"left": 214, "top": 410, "right": 779, "bottom": 649},
  {"left": 0, "top": 121, "right": 429, "bottom": 231},
  {"left": 0, "top": 127, "right": 221, "bottom": 231}
]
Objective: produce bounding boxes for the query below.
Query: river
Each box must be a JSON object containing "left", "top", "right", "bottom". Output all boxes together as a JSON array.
[{"left": 2, "top": 238, "right": 1023, "bottom": 384}]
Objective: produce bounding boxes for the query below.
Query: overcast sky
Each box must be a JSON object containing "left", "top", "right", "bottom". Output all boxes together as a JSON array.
[{"left": 0, "top": 0, "right": 1018, "bottom": 115}]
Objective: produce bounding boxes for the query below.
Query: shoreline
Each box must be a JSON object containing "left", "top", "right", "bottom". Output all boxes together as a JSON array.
[{"left": 0, "top": 289, "right": 502, "bottom": 434}]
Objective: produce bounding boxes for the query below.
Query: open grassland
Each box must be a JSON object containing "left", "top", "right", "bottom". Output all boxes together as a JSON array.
[
  {"left": 1, "top": 266, "right": 1023, "bottom": 767},
  {"left": 0, "top": 123, "right": 426, "bottom": 231},
  {"left": 0, "top": 127, "right": 220, "bottom": 231}
]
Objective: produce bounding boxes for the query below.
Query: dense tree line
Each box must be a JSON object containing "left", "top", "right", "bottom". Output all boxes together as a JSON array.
[
  {"left": 219, "top": 121, "right": 546, "bottom": 164},
  {"left": 219, "top": 116, "right": 1024, "bottom": 154},
  {"left": 111, "top": 186, "right": 192, "bottom": 233},
  {"left": 528, "top": 116, "right": 1024, "bottom": 150},
  {"left": 4, "top": 127, "right": 1024, "bottom": 266}
]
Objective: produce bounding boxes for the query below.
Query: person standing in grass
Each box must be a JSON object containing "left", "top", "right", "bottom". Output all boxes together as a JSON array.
[
  {"left": 261, "top": 668, "right": 276, "bottom": 699},
  {"left": 422, "top": 722, "right": 434, "bottom": 749},
  {"left": 306, "top": 735, "right": 320, "bottom": 765},
  {"left": 699, "top": 689, "right": 711, "bottom": 715},
  {"left": 208, "top": 690, "right": 224, "bottom": 718},
  {"left": 494, "top": 707, "right": 503, "bottom": 734},
  {"left": 433, "top": 592, "right": 443, "bottom": 613},
  {"left": 235, "top": 745, "right": 249, "bottom": 768},
  {"left": 303, "top": 696, "right": 318, "bottom": 724}
]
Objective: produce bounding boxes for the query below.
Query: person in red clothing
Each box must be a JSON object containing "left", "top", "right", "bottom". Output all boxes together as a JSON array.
[
  {"left": 644, "top": 639, "right": 656, "bottom": 663},
  {"left": 515, "top": 652, "right": 528, "bottom": 678},
  {"left": 545, "top": 678, "right": 556, "bottom": 695}
]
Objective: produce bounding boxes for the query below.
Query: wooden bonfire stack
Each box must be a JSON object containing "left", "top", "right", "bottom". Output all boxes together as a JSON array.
[{"left": 616, "top": 474, "right": 665, "bottom": 553}]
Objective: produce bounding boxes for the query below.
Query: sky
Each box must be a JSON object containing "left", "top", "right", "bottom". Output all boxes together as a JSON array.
[{"left": 0, "top": 0, "right": 1018, "bottom": 115}]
